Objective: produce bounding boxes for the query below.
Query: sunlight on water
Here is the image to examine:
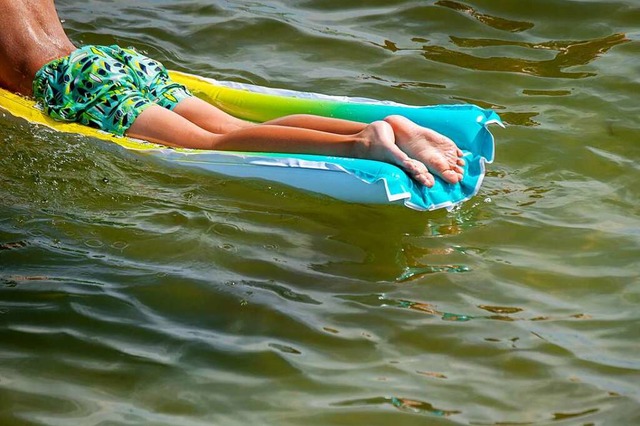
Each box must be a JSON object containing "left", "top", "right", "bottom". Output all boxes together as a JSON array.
[{"left": 1, "top": 0, "right": 639, "bottom": 425}]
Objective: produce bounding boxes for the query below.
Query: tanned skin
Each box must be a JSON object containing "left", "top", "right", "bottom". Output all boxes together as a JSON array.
[{"left": 0, "top": 0, "right": 465, "bottom": 187}]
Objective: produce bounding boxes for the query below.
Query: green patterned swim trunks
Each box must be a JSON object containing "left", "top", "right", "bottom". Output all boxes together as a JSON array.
[{"left": 33, "top": 45, "right": 192, "bottom": 136}]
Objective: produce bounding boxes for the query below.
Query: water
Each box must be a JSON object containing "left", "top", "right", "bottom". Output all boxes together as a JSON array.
[{"left": 1, "top": 0, "right": 639, "bottom": 424}]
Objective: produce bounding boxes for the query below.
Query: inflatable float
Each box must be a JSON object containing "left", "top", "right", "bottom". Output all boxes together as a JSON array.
[{"left": 0, "top": 71, "right": 502, "bottom": 211}]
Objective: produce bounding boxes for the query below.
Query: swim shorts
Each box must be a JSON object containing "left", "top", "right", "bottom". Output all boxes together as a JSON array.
[{"left": 32, "top": 45, "right": 192, "bottom": 136}]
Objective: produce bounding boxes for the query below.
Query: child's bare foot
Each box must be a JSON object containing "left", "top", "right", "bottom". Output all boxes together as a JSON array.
[
  {"left": 355, "top": 121, "right": 434, "bottom": 187},
  {"left": 384, "top": 115, "right": 465, "bottom": 185}
]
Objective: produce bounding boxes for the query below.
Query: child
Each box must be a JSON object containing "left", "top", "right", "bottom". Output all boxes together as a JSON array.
[{"left": 0, "top": 0, "right": 465, "bottom": 188}]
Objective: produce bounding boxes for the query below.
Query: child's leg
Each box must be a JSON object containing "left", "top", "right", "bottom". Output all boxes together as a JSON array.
[
  {"left": 126, "top": 104, "right": 433, "bottom": 186},
  {"left": 171, "top": 97, "right": 254, "bottom": 134},
  {"left": 171, "top": 97, "right": 465, "bottom": 185},
  {"left": 264, "top": 115, "right": 367, "bottom": 135},
  {"left": 128, "top": 104, "right": 360, "bottom": 153}
]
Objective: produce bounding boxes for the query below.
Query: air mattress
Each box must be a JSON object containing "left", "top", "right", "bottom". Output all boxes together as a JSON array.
[{"left": 0, "top": 71, "right": 501, "bottom": 211}]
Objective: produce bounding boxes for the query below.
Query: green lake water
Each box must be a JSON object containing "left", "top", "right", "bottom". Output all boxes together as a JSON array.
[{"left": 1, "top": 0, "right": 639, "bottom": 424}]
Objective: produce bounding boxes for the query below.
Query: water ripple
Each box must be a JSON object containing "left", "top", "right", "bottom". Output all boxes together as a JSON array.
[{"left": 1, "top": 0, "right": 639, "bottom": 424}]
